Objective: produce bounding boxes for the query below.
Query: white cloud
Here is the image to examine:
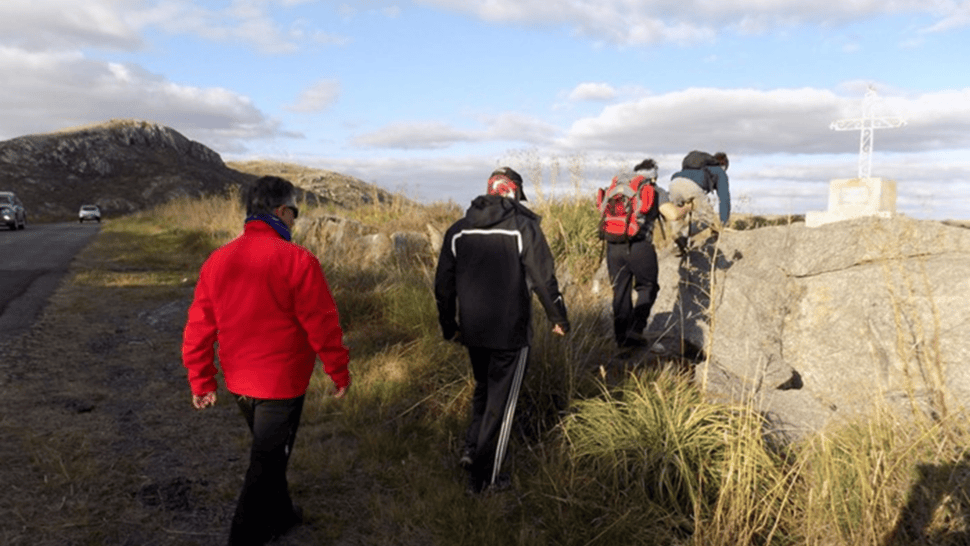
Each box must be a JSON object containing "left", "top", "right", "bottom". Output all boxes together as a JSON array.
[
  {"left": 569, "top": 82, "right": 617, "bottom": 102},
  {"left": 333, "top": 2, "right": 404, "bottom": 22},
  {"left": 140, "top": 1, "right": 296, "bottom": 54},
  {"left": 240, "top": 152, "right": 497, "bottom": 202},
  {"left": 0, "top": 46, "right": 282, "bottom": 152},
  {"left": 242, "top": 144, "right": 970, "bottom": 219},
  {"left": 129, "top": 0, "right": 349, "bottom": 54},
  {"left": 559, "top": 87, "right": 970, "bottom": 156},
  {"left": 416, "top": 0, "right": 964, "bottom": 45},
  {"left": 0, "top": 1, "right": 351, "bottom": 55},
  {"left": 351, "top": 113, "right": 559, "bottom": 150},
  {"left": 921, "top": 1, "right": 970, "bottom": 33},
  {"left": 0, "top": 0, "right": 144, "bottom": 50},
  {"left": 483, "top": 113, "right": 559, "bottom": 144},
  {"left": 287, "top": 80, "right": 341, "bottom": 113},
  {"left": 353, "top": 122, "right": 476, "bottom": 150}
]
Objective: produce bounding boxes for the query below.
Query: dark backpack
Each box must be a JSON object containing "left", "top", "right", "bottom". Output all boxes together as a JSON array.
[
  {"left": 680, "top": 150, "right": 721, "bottom": 192},
  {"left": 596, "top": 173, "right": 658, "bottom": 243}
]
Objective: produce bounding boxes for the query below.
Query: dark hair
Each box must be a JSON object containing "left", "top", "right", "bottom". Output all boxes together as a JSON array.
[
  {"left": 245, "top": 176, "right": 295, "bottom": 216},
  {"left": 713, "top": 152, "right": 729, "bottom": 169},
  {"left": 633, "top": 158, "right": 657, "bottom": 172}
]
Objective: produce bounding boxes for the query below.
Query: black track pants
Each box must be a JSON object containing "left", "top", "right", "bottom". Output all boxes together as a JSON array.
[
  {"left": 606, "top": 239, "right": 659, "bottom": 345},
  {"left": 464, "top": 346, "right": 529, "bottom": 492},
  {"left": 228, "top": 394, "right": 305, "bottom": 546}
]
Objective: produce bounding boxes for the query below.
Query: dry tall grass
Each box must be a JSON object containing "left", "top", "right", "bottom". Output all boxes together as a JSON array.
[{"left": 28, "top": 164, "right": 970, "bottom": 545}]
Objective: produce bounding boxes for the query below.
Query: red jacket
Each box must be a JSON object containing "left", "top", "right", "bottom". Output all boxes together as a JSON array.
[{"left": 182, "top": 221, "right": 350, "bottom": 399}]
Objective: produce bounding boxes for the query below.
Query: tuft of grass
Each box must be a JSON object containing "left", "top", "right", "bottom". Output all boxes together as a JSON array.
[
  {"left": 559, "top": 372, "right": 786, "bottom": 532},
  {"left": 792, "top": 408, "right": 970, "bottom": 546}
]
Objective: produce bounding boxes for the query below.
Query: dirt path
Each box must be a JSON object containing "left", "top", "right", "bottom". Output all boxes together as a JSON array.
[
  {"left": 0, "top": 261, "right": 237, "bottom": 542},
  {"left": 0, "top": 235, "right": 375, "bottom": 545}
]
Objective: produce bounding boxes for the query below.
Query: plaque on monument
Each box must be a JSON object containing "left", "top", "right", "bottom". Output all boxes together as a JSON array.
[{"left": 805, "top": 178, "right": 896, "bottom": 227}]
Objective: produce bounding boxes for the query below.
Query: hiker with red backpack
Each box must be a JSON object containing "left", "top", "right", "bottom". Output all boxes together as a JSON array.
[
  {"left": 596, "top": 158, "right": 664, "bottom": 348},
  {"left": 434, "top": 167, "right": 570, "bottom": 495},
  {"left": 668, "top": 151, "right": 731, "bottom": 254}
]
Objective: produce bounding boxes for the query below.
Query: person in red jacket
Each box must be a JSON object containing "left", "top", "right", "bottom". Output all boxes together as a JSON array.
[{"left": 182, "top": 175, "right": 350, "bottom": 546}]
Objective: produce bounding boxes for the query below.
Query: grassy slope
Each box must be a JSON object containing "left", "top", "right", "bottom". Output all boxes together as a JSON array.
[{"left": 1, "top": 192, "right": 969, "bottom": 546}]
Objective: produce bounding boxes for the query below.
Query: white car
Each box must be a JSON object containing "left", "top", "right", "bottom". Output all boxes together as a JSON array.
[
  {"left": 78, "top": 204, "right": 101, "bottom": 223},
  {"left": 0, "top": 191, "right": 27, "bottom": 230}
]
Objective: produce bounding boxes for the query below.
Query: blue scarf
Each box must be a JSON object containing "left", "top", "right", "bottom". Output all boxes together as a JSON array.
[{"left": 245, "top": 213, "right": 291, "bottom": 241}]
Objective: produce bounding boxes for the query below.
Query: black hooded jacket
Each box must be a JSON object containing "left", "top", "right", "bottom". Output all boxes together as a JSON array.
[{"left": 434, "top": 195, "right": 570, "bottom": 350}]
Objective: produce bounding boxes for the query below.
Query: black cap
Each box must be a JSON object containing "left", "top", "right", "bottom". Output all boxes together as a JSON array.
[{"left": 487, "top": 167, "right": 527, "bottom": 201}]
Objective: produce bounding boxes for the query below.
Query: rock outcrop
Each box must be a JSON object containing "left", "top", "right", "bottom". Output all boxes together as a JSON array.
[
  {"left": 296, "top": 214, "right": 436, "bottom": 269},
  {"left": 228, "top": 160, "right": 403, "bottom": 210},
  {"left": 647, "top": 217, "right": 970, "bottom": 440}
]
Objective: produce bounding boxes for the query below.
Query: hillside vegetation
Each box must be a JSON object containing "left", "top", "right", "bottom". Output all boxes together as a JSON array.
[
  {"left": 2, "top": 185, "right": 969, "bottom": 546},
  {"left": 0, "top": 120, "right": 396, "bottom": 222}
]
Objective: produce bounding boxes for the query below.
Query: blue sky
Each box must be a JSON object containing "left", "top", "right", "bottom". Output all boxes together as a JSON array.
[{"left": 1, "top": 1, "right": 969, "bottom": 219}]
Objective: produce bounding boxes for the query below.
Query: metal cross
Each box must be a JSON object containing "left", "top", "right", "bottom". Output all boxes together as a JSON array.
[{"left": 830, "top": 87, "right": 906, "bottom": 180}]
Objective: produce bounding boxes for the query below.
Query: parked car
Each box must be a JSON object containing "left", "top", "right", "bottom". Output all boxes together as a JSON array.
[
  {"left": 78, "top": 204, "right": 101, "bottom": 223},
  {"left": 0, "top": 191, "right": 26, "bottom": 230}
]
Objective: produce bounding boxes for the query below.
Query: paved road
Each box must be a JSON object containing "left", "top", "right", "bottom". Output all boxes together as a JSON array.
[{"left": 0, "top": 222, "right": 101, "bottom": 343}]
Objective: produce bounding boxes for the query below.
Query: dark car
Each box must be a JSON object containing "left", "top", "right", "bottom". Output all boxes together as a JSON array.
[
  {"left": 78, "top": 204, "right": 101, "bottom": 223},
  {"left": 0, "top": 191, "right": 26, "bottom": 230}
]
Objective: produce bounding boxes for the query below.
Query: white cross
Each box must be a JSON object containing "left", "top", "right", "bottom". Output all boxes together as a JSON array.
[{"left": 830, "top": 87, "right": 906, "bottom": 180}]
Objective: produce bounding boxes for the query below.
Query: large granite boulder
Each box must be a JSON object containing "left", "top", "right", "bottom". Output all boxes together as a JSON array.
[
  {"left": 647, "top": 216, "right": 970, "bottom": 440},
  {"left": 296, "top": 214, "right": 435, "bottom": 268}
]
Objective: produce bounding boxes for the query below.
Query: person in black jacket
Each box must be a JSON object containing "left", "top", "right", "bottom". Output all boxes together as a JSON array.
[{"left": 434, "top": 166, "right": 570, "bottom": 494}]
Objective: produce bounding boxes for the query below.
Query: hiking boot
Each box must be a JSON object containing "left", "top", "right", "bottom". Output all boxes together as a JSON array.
[
  {"left": 673, "top": 236, "right": 689, "bottom": 256},
  {"left": 465, "top": 474, "right": 486, "bottom": 497},
  {"left": 459, "top": 447, "right": 474, "bottom": 469},
  {"left": 485, "top": 473, "right": 512, "bottom": 495},
  {"left": 619, "top": 332, "right": 648, "bottom": 348}
]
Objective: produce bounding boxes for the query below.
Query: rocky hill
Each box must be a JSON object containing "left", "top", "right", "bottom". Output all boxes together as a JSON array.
[
  {"left": 0, "top": 119, "right": 398, "bottom": 221},
  {"left": 227, "top": 159, "right": 400, "bottom": 210}
]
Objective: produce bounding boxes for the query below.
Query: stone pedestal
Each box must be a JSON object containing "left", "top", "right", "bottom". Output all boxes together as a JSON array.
[{"left": 805, "top": 178, "right": 896, "bottom": 228}]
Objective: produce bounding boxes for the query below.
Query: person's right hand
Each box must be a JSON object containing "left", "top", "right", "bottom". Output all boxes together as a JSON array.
[
  {"left": 333, "top": 385, "right": 348, "bottom": 399},
  {"left": 552, "top": 324, "right": 566, "bottom": 336},
  {"left": 192, "top": 391, "right": 216, "bottom": 410}
]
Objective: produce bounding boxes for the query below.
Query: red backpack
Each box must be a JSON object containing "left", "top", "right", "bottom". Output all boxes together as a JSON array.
[{"left": 596, "top": 173, "right": 658, "bottom": 243}]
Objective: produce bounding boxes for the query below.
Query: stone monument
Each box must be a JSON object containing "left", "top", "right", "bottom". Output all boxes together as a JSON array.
[{"left": 806, "top": 87, "right": 906, "bottom": 228}]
